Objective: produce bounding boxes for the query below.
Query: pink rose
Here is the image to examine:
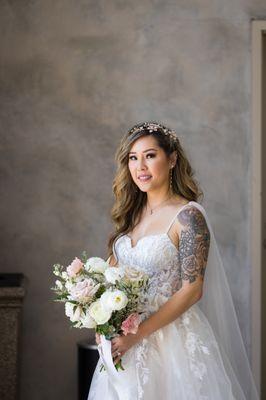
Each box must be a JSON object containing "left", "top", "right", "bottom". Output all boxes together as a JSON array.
[
  {"left": 121, "top": 313, "right": 141, "bottom": 335},
  {"left": 69, "top": 278, "right": 100, "bottom": 303},
  {"left": 67, "top": 257, "right": 83, "bottom": 277}
]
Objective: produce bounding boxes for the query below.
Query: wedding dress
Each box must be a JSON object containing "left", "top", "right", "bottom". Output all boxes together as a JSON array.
[{"left": 87, "top": 201, "right": 259, "bottom": 400}]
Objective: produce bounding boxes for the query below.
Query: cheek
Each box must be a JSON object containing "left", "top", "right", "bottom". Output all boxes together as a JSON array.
[{"left": 150, "top": 159, "right": 168, "bottom": 176}]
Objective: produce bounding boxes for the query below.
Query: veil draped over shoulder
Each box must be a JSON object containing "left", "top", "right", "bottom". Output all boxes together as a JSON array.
[{"left": 192, "top": 201, "right": 259, "bottom": 400}]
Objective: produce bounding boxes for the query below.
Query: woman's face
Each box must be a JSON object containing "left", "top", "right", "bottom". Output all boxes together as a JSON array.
[{"left": 128, "top": 135, "right": 176, "bottom": 193}]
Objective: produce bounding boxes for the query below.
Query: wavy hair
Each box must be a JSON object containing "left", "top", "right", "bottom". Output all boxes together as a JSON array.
[{"left": 107, "top": 121, "right": 203, "bottom": 258}]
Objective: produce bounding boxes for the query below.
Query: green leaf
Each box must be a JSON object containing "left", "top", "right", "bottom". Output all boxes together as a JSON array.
[{"left": 81, "top": 250, "right": 88, "bottom": 263}]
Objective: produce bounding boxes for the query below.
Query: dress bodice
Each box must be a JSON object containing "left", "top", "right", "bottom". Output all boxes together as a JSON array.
[
  {"left": 112, "top": 201, "right": 196, "bottom": 302},
  {"left": 114, "top": 232, "right": 182, "bottom": 299}
]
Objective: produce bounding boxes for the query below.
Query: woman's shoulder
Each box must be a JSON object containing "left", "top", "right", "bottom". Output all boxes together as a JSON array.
[
  {"left": 178, "top": 199, "right": 207, "bottom": 214},
  {"left": 169, "top": 199, "right": 209, "bottom": 235},
  {"left": 169, "top": 196, "right": 207, "bottom": 215},
  {"left": 187, "top": 200, "right": 207, "bottom": 212}
]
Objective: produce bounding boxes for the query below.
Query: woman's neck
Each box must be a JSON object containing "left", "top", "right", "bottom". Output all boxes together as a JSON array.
[{"left": 146, "top": 189, "right": 172, "bottom": 209}]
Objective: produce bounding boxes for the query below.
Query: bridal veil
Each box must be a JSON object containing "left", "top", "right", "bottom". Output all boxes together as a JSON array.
[{"left": 192, "top": 201, "right": 259, "bottom": 400}]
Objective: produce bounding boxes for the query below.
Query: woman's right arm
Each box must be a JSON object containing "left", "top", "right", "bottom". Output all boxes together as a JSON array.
[{"left": 106, "top": 254, "right": 118, "bottom": 267}]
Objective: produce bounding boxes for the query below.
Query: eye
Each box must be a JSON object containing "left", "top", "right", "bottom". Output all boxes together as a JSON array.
[
  {"left": 128, "top": 153, "right": 156, "bottom": 161},
  {"left": 146, "top": 153, "right": 156, "bottom": 158}
]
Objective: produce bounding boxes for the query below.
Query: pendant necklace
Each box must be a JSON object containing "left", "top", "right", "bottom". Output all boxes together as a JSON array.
[{"left": 147, "top": 195, "right": 173, "bottom": 215}]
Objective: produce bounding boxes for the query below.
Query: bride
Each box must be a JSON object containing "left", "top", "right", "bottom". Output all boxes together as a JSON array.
[{"left": 88, "top": 121, "right": 259, "bottom": 400}]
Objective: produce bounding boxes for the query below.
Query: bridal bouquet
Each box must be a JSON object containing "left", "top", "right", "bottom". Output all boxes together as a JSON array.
[{"left": 51, "top": 251, "right": 149, "bottom": 372}]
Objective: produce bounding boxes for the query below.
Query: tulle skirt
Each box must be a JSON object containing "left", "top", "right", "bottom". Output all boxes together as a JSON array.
[{"left": 87, "top": 300, "right": 244, "bottom": 400}]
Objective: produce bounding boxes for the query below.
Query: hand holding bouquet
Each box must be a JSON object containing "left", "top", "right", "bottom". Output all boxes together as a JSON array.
[{"left": 51, "top": 251, "right": 149, "bottom": 372}]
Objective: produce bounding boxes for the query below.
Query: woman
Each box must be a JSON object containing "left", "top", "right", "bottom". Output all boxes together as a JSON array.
[{"left": 88, "top": 121, "right": 259, "bottom": 400}]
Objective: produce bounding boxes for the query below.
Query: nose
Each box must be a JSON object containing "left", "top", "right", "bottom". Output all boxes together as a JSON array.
[{"left": 136, "top": 156, "right": 147, "bottom": 170}]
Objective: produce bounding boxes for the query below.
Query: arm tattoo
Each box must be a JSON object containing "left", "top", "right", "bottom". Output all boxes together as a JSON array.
[{"left": 177, "top": 206, "right": 210, "bottom": 284}]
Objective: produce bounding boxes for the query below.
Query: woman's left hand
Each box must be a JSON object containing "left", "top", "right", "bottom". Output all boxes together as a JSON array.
[{"left": 111, "top": 333, "right": 141, "bottom": 365}]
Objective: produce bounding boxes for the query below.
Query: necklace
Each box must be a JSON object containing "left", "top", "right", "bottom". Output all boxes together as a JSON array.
[{"left": 146, "top": 195, "right": 173, "bottom": 215}]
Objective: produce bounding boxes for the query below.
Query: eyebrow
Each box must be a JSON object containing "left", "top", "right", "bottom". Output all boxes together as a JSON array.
[{"left": 129, "top": 148, "right": 158, "bottom": 154}]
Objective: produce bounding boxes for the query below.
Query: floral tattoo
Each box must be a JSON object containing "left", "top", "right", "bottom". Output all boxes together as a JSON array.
[{"left": 177, "top": 207, "right": 210, "bottom": 284}]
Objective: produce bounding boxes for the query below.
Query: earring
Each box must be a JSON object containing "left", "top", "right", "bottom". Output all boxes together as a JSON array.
[{"left": 170, "top": 166, "right": 173, "bottom": 193}]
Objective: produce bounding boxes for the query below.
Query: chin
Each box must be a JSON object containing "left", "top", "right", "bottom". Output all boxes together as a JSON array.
[
  {"left": 139, "top": 188, "right": 149, "bottom": 193},
  {"left": 138, "top": 185, "right": 152, "bottom": 193},
  {"left": 135, "top": 179, "right": 154, "bottom": 192}
]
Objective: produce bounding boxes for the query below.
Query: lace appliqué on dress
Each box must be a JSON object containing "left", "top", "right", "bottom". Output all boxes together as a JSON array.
[
  {"left": 135, "top": 338, "right": 150, "bottom": 400},
  {"left": 179, "top": 309, "right": 211, "bottom": 380}
]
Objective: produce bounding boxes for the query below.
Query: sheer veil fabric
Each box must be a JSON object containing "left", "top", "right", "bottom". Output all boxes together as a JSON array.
[{"left": 192, "top": 202, "right": 259, "bottom": 400}]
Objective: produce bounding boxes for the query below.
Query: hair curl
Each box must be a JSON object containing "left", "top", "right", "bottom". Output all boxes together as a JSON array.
[{"left": 107, "top": 122, "right": 203, "bottom": 258}]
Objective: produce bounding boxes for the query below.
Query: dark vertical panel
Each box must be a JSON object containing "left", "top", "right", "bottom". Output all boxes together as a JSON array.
[{"left": 261, "top": 32, "right": 266, "bottom": 400}]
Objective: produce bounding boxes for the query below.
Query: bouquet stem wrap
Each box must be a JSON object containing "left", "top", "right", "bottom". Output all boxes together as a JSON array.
[
  {"left": 97, "top": 335, "right": 124, "bottom": 398},
  {"left": 98, "top": 335, "right": 118, "bottom": 376}
]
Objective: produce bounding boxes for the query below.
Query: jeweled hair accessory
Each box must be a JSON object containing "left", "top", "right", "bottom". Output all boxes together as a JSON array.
[{"left": 128, "top": 121, "right": 178, "bottom": 143}]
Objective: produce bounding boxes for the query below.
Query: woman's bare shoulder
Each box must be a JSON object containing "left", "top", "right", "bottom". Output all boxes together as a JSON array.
[{"left": 167, "top": 200, "right": 209, "bottom": 245}]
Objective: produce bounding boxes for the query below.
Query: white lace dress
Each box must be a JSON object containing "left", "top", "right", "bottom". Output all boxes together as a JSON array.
[{"left": 87, "top": 201, "right": 236, "bottom": 400}]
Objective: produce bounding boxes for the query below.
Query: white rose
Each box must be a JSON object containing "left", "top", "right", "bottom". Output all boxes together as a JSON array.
[
  {"left": 85, "top": 257, "right": 109, "bottom": 274},
  {"left": 100, "top": 290, "right": 114, "bottom": 311},
  {"left": 69, "top": 278, "right": 100, "bottom": 303},
  {"left": 65, "top": 302, "right": 84, "bottom": 322},
  {"left": 104, "top": 267, "right": 124, "bottom": 284},
  {"left": 123, "top": 266, "right": 146, "bottom": 282},
  {"left": 80, "top": 310, "right": 97, "bottom": 329},
  {"left": 101, "top": 289, "right": 128, "bottom": 311},
  {"left": 89, "top": 299, "right": 112, "bottom": 325}
]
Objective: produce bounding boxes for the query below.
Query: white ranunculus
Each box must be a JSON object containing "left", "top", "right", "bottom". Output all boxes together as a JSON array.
[
  {"left": 110, "top": 290, "right": 128, "bottom": 310},
  {"left": 69, "top": 278, "right": 100, "bottom": 303},
  {"left": 80, "top": 310, "right": 97, "bottom": 329},
  {"left": 65, "top": 302, "right": 84, "bottom": 322},
  {"left": 89, "top": 299, "right": 112, "bottom": 325},
  {"left": 101, "top": 289, "right": 128, "bottom": 311},
  {"left": 85, "top": 257, "right": 109, "bottom": 274},
  {"left": 104, "top": 267, "right": 124, "bottom": 284}
]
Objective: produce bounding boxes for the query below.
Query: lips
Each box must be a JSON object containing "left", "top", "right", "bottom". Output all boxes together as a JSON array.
[{"left": 138, "top": 175, "right": 152, "bottom": 182}]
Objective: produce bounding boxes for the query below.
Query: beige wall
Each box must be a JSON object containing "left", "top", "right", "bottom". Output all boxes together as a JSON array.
[{"left": 1, "top": 1, "right": 266, "bottom": 399}]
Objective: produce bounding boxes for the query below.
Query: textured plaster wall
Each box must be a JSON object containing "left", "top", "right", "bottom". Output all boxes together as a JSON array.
[{"left": 0, "top": 1, "right": 266, "bottom": 399}]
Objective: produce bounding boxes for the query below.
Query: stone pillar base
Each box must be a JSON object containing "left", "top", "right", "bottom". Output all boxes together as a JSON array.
[{"left": 0, "top": 276, "right": 25, "bottom": 400}]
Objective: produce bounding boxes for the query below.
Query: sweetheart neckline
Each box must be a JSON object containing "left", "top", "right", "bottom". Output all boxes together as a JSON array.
[
  {"left": 123, "top": 232, "right": 179, "bottom": 252},
  {"left": 123, "top": 201, "right": 195, "bottom": 249}
]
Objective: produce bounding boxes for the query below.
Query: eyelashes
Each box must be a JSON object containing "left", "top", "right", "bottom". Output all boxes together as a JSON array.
[{"left": 128, "top": 153, "right": 156, "bottom": 161}]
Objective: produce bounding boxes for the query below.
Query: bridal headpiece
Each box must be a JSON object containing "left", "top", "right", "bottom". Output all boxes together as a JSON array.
[{"left": 128, "top": 121, "right": 178, "bottom": 144}]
